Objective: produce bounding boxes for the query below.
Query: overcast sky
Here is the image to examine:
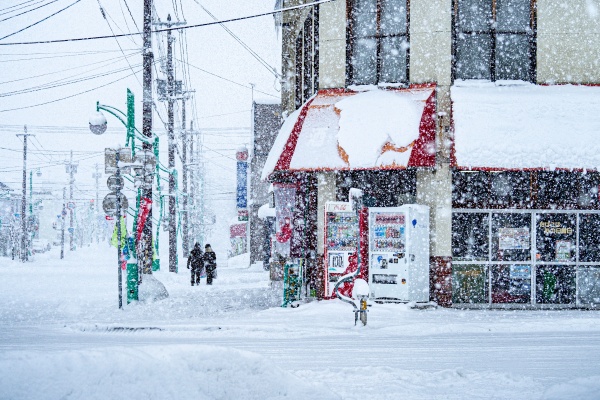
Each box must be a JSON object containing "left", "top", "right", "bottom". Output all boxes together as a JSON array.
[{"left": 0, "top": 0, "right": 281, "bottom": 130}]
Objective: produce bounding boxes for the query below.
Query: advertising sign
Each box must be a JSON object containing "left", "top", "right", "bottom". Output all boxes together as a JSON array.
[
  {"left": 499, "top": 227, "right": 530, "bottom": 250},
  {"left": 273, "top": 183, "right": 296, "bottom": 257},
  {"left": 236, "top": 160, "right": 248, "bottom": 209}
]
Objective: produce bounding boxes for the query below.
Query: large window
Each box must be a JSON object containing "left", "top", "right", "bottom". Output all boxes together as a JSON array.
[
  {"left": 454, "top": 0, "right": 535, "bottom": 81},
  {"left": 348, "top": 0, "right": 409, "bottom": 85},
  {"left": 295, "top": 7, "right": 319, "bottom": 109}
]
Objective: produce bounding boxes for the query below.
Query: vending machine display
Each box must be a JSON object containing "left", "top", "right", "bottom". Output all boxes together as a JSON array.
[
  {"left": 324, "top": 202, "right": 359, "bottom": 298},
  {"left": 368, "top": 205, "right": 429, "bottom": 302}
]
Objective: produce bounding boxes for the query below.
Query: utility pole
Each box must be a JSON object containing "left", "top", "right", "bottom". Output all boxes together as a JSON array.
[
  {"left": 189, "top": 120, "right": 195, "bottom": 247},
  {"left": 155, "top": 14, "right": 186, "bottom": 273},
  {"left": 141, "top": 0, "right": 154, "bottom": 275},
  {"left": 65, "top": 151, "right": 78, "bottom": 251},
  {"left": 16, "top": 126, "right": 34, "bottom": 262},
  {"left": 181, "top": 98, "right": 189, "bottom": 256},
  {"left": 61, "top": 188, "right": 66, "bottom": 259},
  {"left": 93, "top": 164, "right": 101, "bottom": 244}
]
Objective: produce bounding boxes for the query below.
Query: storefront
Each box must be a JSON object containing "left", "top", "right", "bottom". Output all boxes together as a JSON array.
[{"left": 451, "top": 83, "right": 600, "bottom": 308}]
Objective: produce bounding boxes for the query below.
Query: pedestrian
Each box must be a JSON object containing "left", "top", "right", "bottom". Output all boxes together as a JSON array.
[
  {"left": 186, "top": 242, "right": 204, "bottom": 286},
  {"left": 204, "top": 244, "right": 217, "bottom": 285}
]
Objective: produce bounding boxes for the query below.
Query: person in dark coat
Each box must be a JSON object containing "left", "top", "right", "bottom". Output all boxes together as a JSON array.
[
  {"left": 187, "top": 242, "right": 204, "bottom": 286},
  {"left": 204, "top": 244, "right": 217, "bottom": 285}
]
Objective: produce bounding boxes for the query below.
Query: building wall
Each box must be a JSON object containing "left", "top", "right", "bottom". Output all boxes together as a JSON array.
[
  {"left": 316, "top": 172, "right": 336, "bottom": 255},
  {"left": 537, "top": 0, "right": 600, "bottom": 83},
  {"left": 250, "top": 102, "right": 282, "bottom": 265},
  {"left": 318, "top": 0, "right": 347, "bottom": 88}
]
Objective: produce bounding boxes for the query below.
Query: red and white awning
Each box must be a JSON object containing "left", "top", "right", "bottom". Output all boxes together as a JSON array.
[
  {"left": 451, "top": 82, "right": 600, "bottom": 171},
  {"left": 262, "top": 85, "right": 437, "bottom": 179}
]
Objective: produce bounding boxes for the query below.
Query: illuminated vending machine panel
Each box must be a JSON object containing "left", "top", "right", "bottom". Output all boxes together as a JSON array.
[
  {"left": 324, "top": 202, "right": 358, "bottom": 298},
  {"left": 368, "top": 205, "right": 429, "bottom": 302}
]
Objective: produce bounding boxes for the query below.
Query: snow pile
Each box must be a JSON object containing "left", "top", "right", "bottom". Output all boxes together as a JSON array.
[
  {"left": 0, "top": 345, "right": 336, "bottom": 400},
  {"left": 227, "top": 252, "right": 250, "bottom": 269},
  {"left": 335, "top": 89, "right": 427, "bottom": 168},
  {"left": 542, "top": 375, "right": 600, "bottom": 400},
  {"left": 138, "top": 274, "right": 169, "bottom": 303},
  {"left": 452, "top": 82, "right": 600, "bottom": 170},
  {"left": 257, "top": 203, "right": 275, "bottom": 219}
]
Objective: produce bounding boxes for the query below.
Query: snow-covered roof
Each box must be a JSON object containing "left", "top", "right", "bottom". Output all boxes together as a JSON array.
[
  {"left": 262, "top": 86, "right": 437, "bottom": 180},
  {"left": 452, "top": 82, "right": 600, "bottom": 170},
  {"left": 257, "top": 203, "right": 275, "bottom": 219}
]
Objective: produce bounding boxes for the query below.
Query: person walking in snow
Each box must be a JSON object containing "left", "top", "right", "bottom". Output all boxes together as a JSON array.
[
  {"left": 204, "top": 244, "right": 217, "bottom": 285},
  {"left": 187, "top": 242, "right": 204, "bottom": 286}
]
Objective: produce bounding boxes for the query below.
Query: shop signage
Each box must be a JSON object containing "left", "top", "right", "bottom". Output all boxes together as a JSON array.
[{"left": 538, "top": 221, "right": 574, "bottom": 235}]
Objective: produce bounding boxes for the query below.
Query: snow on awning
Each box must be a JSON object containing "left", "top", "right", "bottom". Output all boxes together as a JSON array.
[
  {"left": 451, "top": 82, "right": 600, "bottom": 171},
  {"left": 262, "top": 85, "right": 436, "bottom": 180}
]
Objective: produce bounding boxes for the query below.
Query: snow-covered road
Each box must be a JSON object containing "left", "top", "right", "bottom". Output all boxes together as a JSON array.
[{"left": 1, "top": 245, "right": 600, "bottom": 399}]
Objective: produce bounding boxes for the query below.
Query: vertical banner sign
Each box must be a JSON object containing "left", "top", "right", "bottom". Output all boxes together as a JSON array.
[
  {"left": 273, "top": 183, "right": 296, "bottom": 258},
  {"left": 136, "top": 197, "right": 152, "bottom": 242},
  {"left": 236, "top": 147, "right": 248, "bottom": 221}
]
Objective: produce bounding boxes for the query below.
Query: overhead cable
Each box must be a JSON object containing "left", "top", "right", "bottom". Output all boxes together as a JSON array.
[
  {"left": 0, "top": 0, "right": 58, "bottom": 22},
  {"left": 0, "top": 0, "right": 335, "bottom": 45}
]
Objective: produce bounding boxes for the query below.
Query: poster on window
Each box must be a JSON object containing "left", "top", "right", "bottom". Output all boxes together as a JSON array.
[
  {"left": 499, "top": 227, "right": 530, "bottom": 250},
  {"left": 273, "top": 183, "right": 296, "bottom": 258},
  {"left": 556, "top": 240, "right": 572, "bottom": 261}
]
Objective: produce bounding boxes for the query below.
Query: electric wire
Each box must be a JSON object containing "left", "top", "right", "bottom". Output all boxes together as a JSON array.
[
  {"left": 0, "top": 0, "right": 335, "bottom": 45},
  {"left": 0, "top": 65, "right": 145, "bottom": 112},
  {"left": 0, "top": 0, "right": 59, "bottom": 22},
  {"left": 0, "top": 0, "right": 41, "bottom": 15},
  {"left": 0, "top": 0, "right": 84, "bottom": 41}
]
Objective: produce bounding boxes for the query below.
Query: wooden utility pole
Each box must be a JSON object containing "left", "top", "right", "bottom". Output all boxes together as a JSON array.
[
  {"left": 16, "top": 126, "right": 34, "bottom": 262},
  {"left": 141, "top": 0, "right": 154, "bottom": 275}
]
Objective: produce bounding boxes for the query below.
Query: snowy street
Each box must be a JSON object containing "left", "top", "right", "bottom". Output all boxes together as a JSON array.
[{"left": 1, "top": 245, "right": 600, "bottom": 399}]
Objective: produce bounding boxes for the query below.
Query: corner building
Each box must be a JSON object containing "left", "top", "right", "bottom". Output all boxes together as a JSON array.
[{"left": 264, "top": 0, "right": 600, "bottom": 308}]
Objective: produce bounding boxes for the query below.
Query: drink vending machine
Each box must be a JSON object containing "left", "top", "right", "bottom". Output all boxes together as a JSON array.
[
  {"left": 367, "top": 205, "right": 430, "bottom": 302},
  {"left": 323, "top": 202, "right": 360, "bottom": 298}
]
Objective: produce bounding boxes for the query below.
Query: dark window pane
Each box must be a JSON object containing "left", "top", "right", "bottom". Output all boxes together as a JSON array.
[
  {"left": 452, "top": 265, "right": 488, "bottom": 303},
  {"left": 491, "top": 213, "right": 531, "bottom": 261},
  {"left": 492, "top": 264, "right": 531, "bottom": 303},
  {"left": 380, "top": 36, "right": 408, "bottom": 83},
  {"left": 351, "top": 38, "right": 378, "bottom": 85},
  {"left": 536, "top": 172, "right": 578, "bottom": 209},
  {"left": 490, "top": 172, "right": 531, "bottom": 207},
  {"left": 578, "top": 173, "right": 600, "bottom": 208},
  {"left": 352, "top": 0, "right": 377, "bottom": 38},
  {"left": 579, "top": 214, "right": 600, "bottom": 262},
  {"left": 535, "top": 213, "right": 576, "bottom": 262},
  {"left": 458, "top": 0, "right": 492, "bottom": 32},
  {"left": 496, "top": 0, "right": 530, "bottom": 32},
  {"left": 452, "top": 171, "right": 490, "bottom": 208},
  {"left": 577, "top": 267, "right": 600, "bottom": 305},
  {"left": 452, "top": 213, "right": 489, "bottom": 261},
  {"left": 496, "top": 34, "right": 530, "bottom": 81},
  {"left": 536, "top": 266, "right": 576, "bottom": 304},
  {"left": 380, "top": 0, "right": 407, "bottom": 35},
  {"left": 456, "top": 34, "right": 492, "bottom": 80}
]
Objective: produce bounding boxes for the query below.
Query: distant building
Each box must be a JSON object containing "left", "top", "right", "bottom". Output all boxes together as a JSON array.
[
  {"left": 249, "top": 100, "right": 281, "bottom": 267},
  {"left": 0, "top": 182, "right": 19, "bottom": 257}
]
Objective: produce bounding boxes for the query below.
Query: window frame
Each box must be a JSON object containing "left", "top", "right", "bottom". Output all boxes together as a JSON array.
[
  {"left": 451, "top": 0, "right": 537, "bottom": 82},
  {"left": 295, "top": 6, "right": 319, "bottom": 110},
  {"left": 346, "top": 0, "right": 411, "bottom": 86}
]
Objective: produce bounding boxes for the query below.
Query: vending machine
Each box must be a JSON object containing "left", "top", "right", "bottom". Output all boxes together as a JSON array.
[
  {"left": 368, "top": 205, "right": 430, "bottom": 302},
  {"left": 323, "top": 202, "right": 359, "bottom": 298}
]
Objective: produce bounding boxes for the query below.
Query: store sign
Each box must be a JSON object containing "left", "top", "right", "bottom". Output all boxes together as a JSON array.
[
  {"left": 538, "top": 221, "right": 574, "bottom": 235},
  {"left": 236, "top": 161, "right": 248, "bottom": 209}
]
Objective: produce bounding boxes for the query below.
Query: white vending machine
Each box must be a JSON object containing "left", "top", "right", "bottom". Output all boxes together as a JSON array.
[{"left": 368, "top": 205, "right": 430, "bottom": 302}]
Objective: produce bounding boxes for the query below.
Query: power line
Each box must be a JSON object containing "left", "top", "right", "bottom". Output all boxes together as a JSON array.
[
  {"left": 0, "top": 66, "right": 144, "bottom": 112},
  {"left": 0, "top": 0, "right": 58, "bottom": 22},
  {"left": 0, "top": 0, "right": 335, "bottom": 45},
  {"left": 0, "top": 0, "right": 84, "bottom": 41},
  {"left": 0, "top": 0, "right": 41, "bottom": 15}
]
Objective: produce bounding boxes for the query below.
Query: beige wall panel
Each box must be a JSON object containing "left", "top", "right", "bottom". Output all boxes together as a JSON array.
[
  {"left": 410, "top": 32, "right": 452, "bottom": 85},
  {"left": 417, "top": 166, "right": 452, "bottom": 257},
  {"left": 537, "top": 0, "right": 600, "bottom": 83},
  {"left": 319, "top": 39, "right": 347, "bottom": 88},
  {"left": 320, "top": 0, "right": 346, "bottom": 41},
  {"left": 537, "top": 33, "right": 600, "bottom": 83},
  {"left": 538, "top": 0, "right": 600, "bottom": 34},
  {"left": 317, "top": 172, "right": 337, "bottom": 254},
  {"left": 411, "top": 0, "right": 452, "bottom": 33}
]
